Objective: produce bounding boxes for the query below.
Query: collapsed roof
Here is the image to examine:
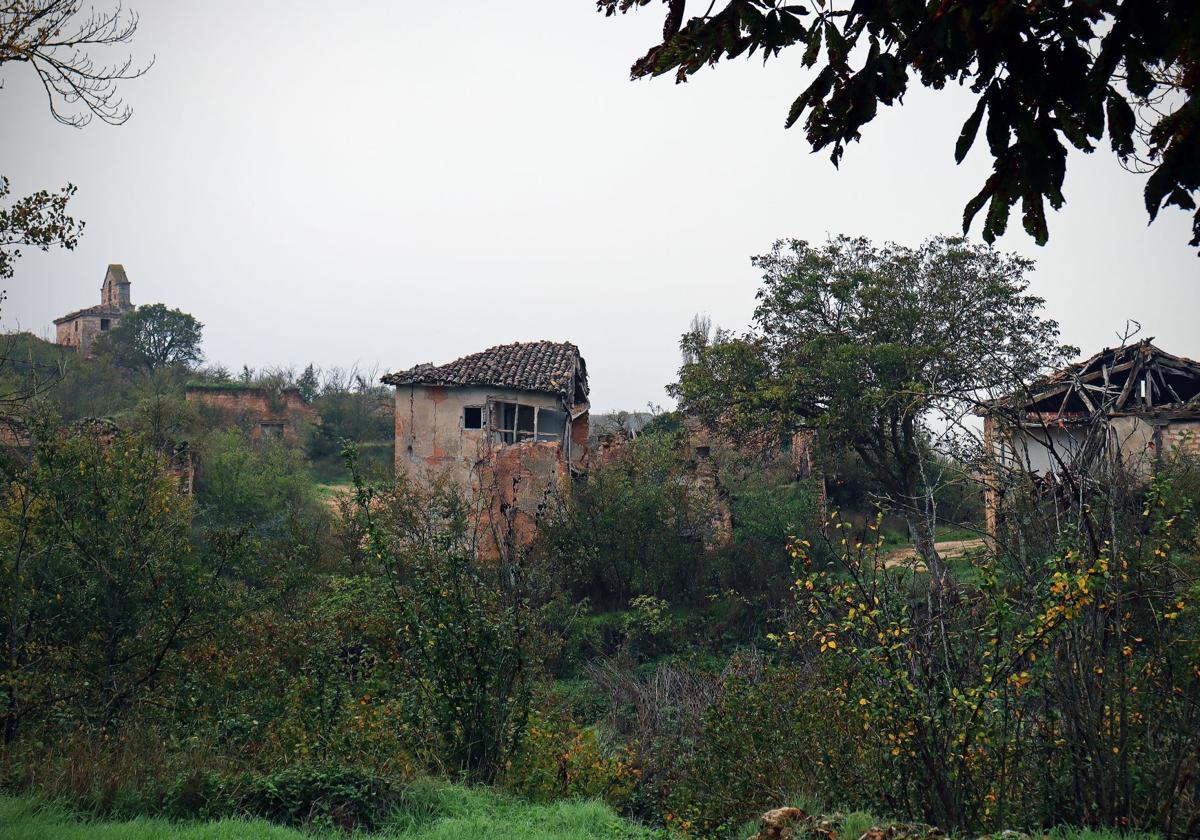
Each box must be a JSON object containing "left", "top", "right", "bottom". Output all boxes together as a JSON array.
[
  {"left": 990, "top": 339, "right": 1200, "bottom": 422},
  {"left": 382, "top": 341, "right": 589, "bottom": 405}
]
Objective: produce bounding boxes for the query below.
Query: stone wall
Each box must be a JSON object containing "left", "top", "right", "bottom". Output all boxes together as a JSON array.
[{"left": 55, "top": 314, "right": 114, "bottom": 356}]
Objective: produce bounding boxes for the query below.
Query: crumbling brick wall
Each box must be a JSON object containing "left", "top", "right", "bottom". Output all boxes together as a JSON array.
[
  {"left": 185, "top": 386, "right": 317, "bottom": 443},
  {"left": 475, "top": 441, "right": 568, "bottom": 560},
  {"left": 1160, "top": 421, "right": 1200, "bottom": 458}
]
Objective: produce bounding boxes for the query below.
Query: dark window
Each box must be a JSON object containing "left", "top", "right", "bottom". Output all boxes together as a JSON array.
[
  {"left": 536, "top": 409, "right": 566, "bottom": 441},
  {"left": 463, "top": 406, "right": 483, "bottom": 430},
  {"left": 515, "top": 404, "right": 535, "bottom": 441},
  {"left": 100, "top": 318, "right": 111, "bottom": 331}
]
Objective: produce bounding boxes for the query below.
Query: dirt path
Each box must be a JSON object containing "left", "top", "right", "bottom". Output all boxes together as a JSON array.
[{"left": 883, "top": 538, "right": 986, "bottom": 568}]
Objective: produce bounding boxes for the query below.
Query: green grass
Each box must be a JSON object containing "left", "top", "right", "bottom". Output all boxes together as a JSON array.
[
  {"left": 0, "top": 783, "right": 657, "bottom": 840},
  {"left": 2, "top": 791, "right": 1165, "bottom": 840}
]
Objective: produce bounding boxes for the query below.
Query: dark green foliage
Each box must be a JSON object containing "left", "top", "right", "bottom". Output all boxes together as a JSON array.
[
  {"left": 720, "top": 476, "right": 826, "bottom": 598},
  {"left": 194, "top": 428, "right": 319, "bottom": 533},
  {"left": 120, "top": 765, "right": 404, "bottom": 830},
  {"left": 306, "top": 369, "right": 394, "bottom": 483},
  {"left": 0, "top": 333, "right": 143, "bottom": 420},
  {"left": 350, "top": 453, "right": 547, "bottom": 782},
  {"left": 539, "top": 431, "right": 708, "bottom": 611},
  {"left": 599, "top": 0, "right": 1200, "bottom": 252},
  {"left": 674, "top": 236, "right": 1070, "bottom": 583},
  {"left": 101, "top": 303, "right": 204, "bottom": 373},
  {"left": 239, "top": 766, "right": 401, "bottom": 832},
  {"left": 309, "top": 388, "right": 393, "bottom": 456},
  {"left": 663, "top": 662, "right": 858, "bottom": 837},
  {"left": 0, "top": 415, "right": 221, "bottom": 738}
]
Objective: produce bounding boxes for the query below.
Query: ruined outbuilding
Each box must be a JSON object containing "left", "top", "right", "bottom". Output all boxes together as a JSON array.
[
  {"left": 54, "top": 264, "right": 134, "bottom": 356},
  {"left": 185, "top": 384, "right": 318, "bottom": 444},
  {"left": 381, "top": 341, "right": 590, "bottom": 551},
  {"left": 981, "top": 339, "right": 1200, "bottom": 535}
]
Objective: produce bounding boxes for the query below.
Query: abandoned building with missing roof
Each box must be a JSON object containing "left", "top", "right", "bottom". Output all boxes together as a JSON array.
[
  {"left": 185, "top": 384, "right": 319, "bottom": 444},
  {"left": 981, "top": 340, "right": 1200, "bottom": 536},
  {"left": 382, "top": 341, "right": 590, "bottom": 552},
  {"left": 54, "top": 264, "right": 135, "bottom": 356}
]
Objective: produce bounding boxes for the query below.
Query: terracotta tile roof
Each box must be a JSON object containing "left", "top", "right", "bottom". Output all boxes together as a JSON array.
[
  {"left": 382, "top": 341, "right": 588, "bottom": 401},
  {"left": 53, "top": 304, "right": 126, "bottom": 325}
]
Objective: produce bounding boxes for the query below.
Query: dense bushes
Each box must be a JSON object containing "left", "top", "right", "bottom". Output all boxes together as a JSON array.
[
  {"left": 3, "top": 372, "right": 1197, "bottom": 840},
  {"left": 0, "top": 417, "right": 230, "bottom": 741},
  {"left": 541, "top": 431, "right": 709, "bottom": 611},
  {"left": 752, "top": 462, "right": 1200, "bottom": 835},
  {"left": 194, "top": 428, "right": 319, "bottom": 532}
]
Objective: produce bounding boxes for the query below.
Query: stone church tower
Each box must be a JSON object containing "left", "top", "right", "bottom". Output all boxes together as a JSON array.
[
  {"left": 100, "top": 264, "right": 132, "bottom": 309},
  {"left": 54, "top": 264, "right": 135, "bottom": 355}
]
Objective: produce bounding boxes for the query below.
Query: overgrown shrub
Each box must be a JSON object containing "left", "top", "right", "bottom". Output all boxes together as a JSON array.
[
  {"left": 194, "top": 428, "right": 320, "bottom": 534},
  {"left": 661, "top": 663, "right": 850, "bottom": 836},
  {"left": 0, "top": 416, "right": 226, "bottom": 739},
  {"left": 716, "top": 476, "right": 827, "bottom": 611},
  {"left": 503, "top": 711, "right": 641, "bottom": 806},
  {"left": 771, "top": 466, "right": 1200, "bottom": 835},
  {"left": 349, "top": 454, "right": 551, "bottom": 782},
  {"left": 539, "top": 430, "right": 709, "bottom": 610},
  {"left": 240, "top": 765, "right": 401, "bottom": 831}
]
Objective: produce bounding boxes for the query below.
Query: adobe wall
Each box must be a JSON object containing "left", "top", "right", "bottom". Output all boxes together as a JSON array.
[
  {"left": 983, "top": 415, "right": 1200, "bottom": 539},
  {"left": 393, "top": 384, "right": 588, "bottom": 556},
  {"left": 476, "top": 441, "right": 570, "bottom": 559},
  {"left": 185, "top": 387, "right": 317, "bottom": 443},
  {"left": 393, "top": 384, "right": 581, "bottom": 492}
]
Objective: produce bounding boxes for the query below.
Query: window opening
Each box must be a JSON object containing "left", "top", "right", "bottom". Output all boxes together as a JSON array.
[{"left": 492, "top": 401, "right": 566, "bottom": 445}]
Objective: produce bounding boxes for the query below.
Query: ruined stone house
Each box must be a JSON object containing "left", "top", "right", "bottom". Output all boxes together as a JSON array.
[
  {"left": 54, "top": 264, "right": 134, "bottom": 356},
  {"left": 381, "top": 341, "right": 590, "bottom": 551},
  {"left": 981, "top": 339, "right": 1200, "bottom": 536},
  {"left": 185, "top": 384, "right": 318, "bottom": 444}
]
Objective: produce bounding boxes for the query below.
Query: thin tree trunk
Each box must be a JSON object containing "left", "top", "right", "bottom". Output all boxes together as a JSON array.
[{"left": 907, "top": 510, "right": 949, "bottom": 590}]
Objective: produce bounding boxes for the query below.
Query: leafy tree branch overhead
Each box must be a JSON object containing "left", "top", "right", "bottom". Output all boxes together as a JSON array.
[
  {"left": 0, "top": 176, "right": 82, "bottom": 282},
  {"left": 598, "top": 0, "right": 1200, "bottom": 253}
]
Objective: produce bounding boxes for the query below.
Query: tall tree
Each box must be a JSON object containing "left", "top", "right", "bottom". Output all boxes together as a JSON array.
[
  {"left": 104, "top": 303, "right": 204, "bottom": 373},
  {"left": 598, "top": 0, "right": 1200, "bottom": 253},
  {"left": 672, "top": 235, "right": 1075, "bottom": 586}
]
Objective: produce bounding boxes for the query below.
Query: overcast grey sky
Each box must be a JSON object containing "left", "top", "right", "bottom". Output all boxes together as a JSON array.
[{"left": 2, "top": 1, "right": 1196, "bottom": 411}]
